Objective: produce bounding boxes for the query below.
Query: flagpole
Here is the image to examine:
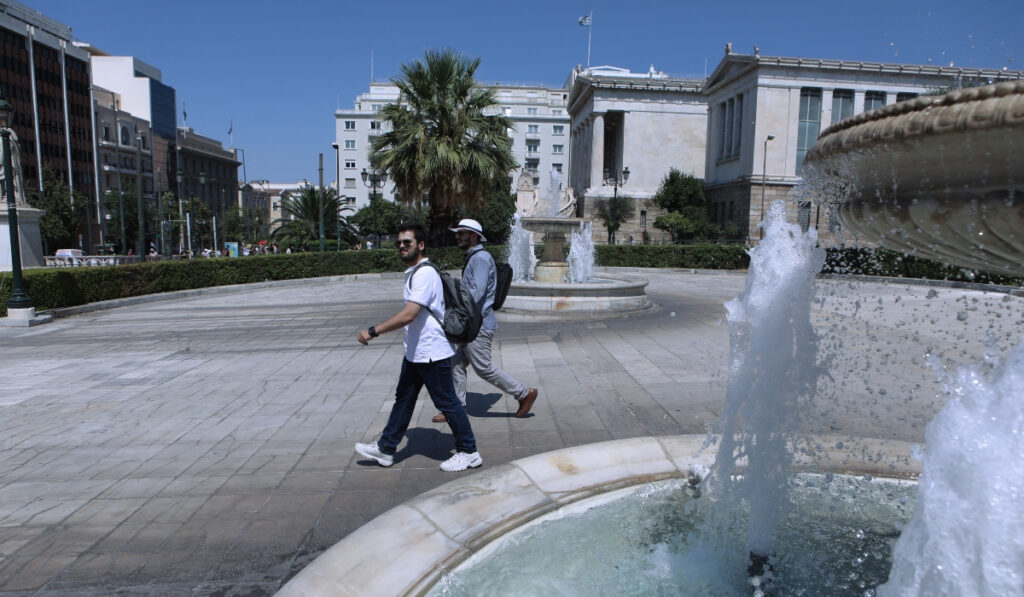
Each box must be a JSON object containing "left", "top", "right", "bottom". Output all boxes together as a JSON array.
[{"left": 587, "top": 10, "right": 592, "bottom": 68}]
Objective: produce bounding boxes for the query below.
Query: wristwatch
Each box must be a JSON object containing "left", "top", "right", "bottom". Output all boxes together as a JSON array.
[{"left": 368, "top": 325, "right": 379, "bottom": 338}]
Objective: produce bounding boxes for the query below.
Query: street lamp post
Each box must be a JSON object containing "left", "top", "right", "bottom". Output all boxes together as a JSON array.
[
  {"left": 0, "top": 91, "right": 33, "bottom": 312},
  {"left": 760, "top": 134, "right": 775, "bottom": 240},
  {"left": 602, "top": 166, "right": 630, "bottom": 244},
  {"left": 135, "top": 131, "right": 145, "bottom": 262},
  {"left": 332, "top": 143, "right": 340, "bottom": 251},
  {"left": 176, "top": 169, "right": 184, "bottom": 254},
  {"left": 199, "top": 171, "right": 206, "bottom": 252},
  {"left": 361, "top": 167, "right": 386, "bottom": 247}
]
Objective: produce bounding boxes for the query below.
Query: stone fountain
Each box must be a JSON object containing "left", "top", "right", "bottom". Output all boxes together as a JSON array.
[
  {"left": 804, "top": 80, "right": 1024, "bottom": 277},
  {"left": 500, "top": 167, "right": 650, "bottom": 318}
]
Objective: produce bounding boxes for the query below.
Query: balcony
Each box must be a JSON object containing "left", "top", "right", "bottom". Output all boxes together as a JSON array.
[{"left": 525, "top": 151, "right": 540, "bottom": 159}]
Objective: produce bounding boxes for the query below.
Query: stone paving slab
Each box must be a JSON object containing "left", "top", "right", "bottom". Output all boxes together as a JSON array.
[{"left": 0, "top": 268, "right": 1020, "bottom": 595}]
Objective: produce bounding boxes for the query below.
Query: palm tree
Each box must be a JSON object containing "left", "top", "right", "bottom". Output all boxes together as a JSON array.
[
  {"left": 370, "top": 48, "right": 517, "bottom": 243},
  {"left": 271, "top": 185, "right": 357, "bottom": 250}
]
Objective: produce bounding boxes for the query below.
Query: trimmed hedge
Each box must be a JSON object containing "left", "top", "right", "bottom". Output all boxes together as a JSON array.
[
  {"left": 0, "top": 246, "right": 468, "bottom": 317},
  {"left": 596, "top": 243, "right": 751, "bottom": 270},
  {"left": 822, "top": 247, "right": 1021, "bottom": 286},
  {"left": 4, "top": 243, "right": 1016, "bottom": 318}
]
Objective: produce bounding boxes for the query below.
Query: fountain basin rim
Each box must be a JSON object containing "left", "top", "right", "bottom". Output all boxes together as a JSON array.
[
  {"left": 277, "top": 434, "right": 921, "bottom": 597},
  {"left": 807, "top": 79, "right": 1024, "bottom": 161},
  {"left": 509, "top": 272, "right": 650, "bottom": 293}
]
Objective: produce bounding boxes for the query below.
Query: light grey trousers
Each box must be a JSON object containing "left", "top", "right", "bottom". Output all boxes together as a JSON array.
[{"left": 452, "top": 328, "right": 528, "bottom": 405}]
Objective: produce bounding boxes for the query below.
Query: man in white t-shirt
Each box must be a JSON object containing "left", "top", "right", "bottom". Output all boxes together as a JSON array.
[{"left": 354, "top": 223, "right": 482, "bottom": 472}]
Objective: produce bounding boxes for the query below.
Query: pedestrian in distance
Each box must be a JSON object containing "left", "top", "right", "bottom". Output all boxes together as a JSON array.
[
  {"left": 431, "top": 218, "right": 538, "bottom": 423},
  {"left": 355, "top": 223, "right": 483, "bottom": 472}
]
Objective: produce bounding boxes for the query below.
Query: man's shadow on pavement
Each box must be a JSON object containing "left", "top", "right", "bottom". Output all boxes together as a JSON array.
[{"left": 465, "top": 392, "right": 520, "bottom": 418}]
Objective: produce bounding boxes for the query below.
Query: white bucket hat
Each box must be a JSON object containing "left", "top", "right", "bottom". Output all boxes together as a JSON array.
[{"left": 449, "top": 218, "right": 487, "bottom": 242}]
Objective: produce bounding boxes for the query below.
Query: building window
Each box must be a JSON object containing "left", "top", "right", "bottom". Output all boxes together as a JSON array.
[
  {"left": 371, "top": 104, "right": 382, "bottom": 111},
  {"left": 526, "top": 142, "right": 539, "bottom": 153},
  {"left": 102, "top": 125, "right": 110, "bottom": 141},
  {"left": 552, "top": 144, "right": 563, "bottom": 154},
  {"left": 896, "top": 92, "right": 918, "bottom": 103},
  {"left": 527, "top": 124, "right": 539, "bottom": 134},
  {"left": 345, "top": 120, "right": 356, "bottom": 130},
  {"left": 798, "top": 201, "right": 812, "bottom": 231},
  {"left": 864, "top": 91, "right": 886, "bottom": 112},
  {"left": 832, "top": 89, "right": 854, "bottom": 124},
  {"left": 527, "top": 107, "right": 538, "bottom": 115},
  {"left": 503, "top": 107, "right": 511, "bottom": 116},
  {"left": 641, "top": 210, "right": 647, "bottom": 228},
  {"left": 717, "top": 94, "right": 743, "bottom": 160},
  {"left": 552, "top": 109, "right": 563, "bottom": 116},
  {"left": 552, "top": 163, "right": 562, "bottom": 172},
  {"left": 370, "top": 121, "right": 381, "bottom": 130},
  {"left": 525, "top": 158, "right": 539, "bottom": 172},
  {"left": 344, "top": 140, "right": 356, "bottom": 149},
  {"left": 345, "top": 178, "right": 356, "bottom": 188},
  {"left": 344, "top": 159, "right": 356, "bottom": 169},
  {"left": 796, "top": 87, "right": 822, "bottom": 176},
  {"left": 553, "top": 125, "right": 564, "bottom": 135},
  {"left": 120, "top": 126, "right": 130, "bottom": 145}
]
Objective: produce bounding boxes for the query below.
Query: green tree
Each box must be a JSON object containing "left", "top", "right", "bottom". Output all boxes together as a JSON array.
[
  {"left": 350, "top": 197, "right": 403, "bottom": 239},
  {"left": 370, "top": 48, "right": 517, "bottom": 244},
  {"left": 650, "top": 169, "right": 719, "bottom": 242},
  {"left": 466, "top": 174, "right": 516, "bottom": 245},
  {"left": 101, "top": 187, "right": 156, "bottom": 254},
  {"left": 593, "top": 195, "right": 635, "bottom": 244},
  {"left": 25, "top": 165, "right": 88, "bottom": 252},
  {"left": 270, "top": 185, "right": 356, "bottom": 251}
]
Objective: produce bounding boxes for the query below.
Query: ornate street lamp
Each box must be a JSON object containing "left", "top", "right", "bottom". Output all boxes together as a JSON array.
[
  {"left": 601, "top": 166, "right": 630, "bottom": 244},
  {"left": 176, "top": 169, "right": 184, "bottom": 254},
  {"left": 135, "top": 131, "right": 145, "bottom": 262},
  {"left": 361, "top": 167, "right": 387, "bottom": 245},
  {"left": 0, "top": 90, "right": 32, "bottom": 311}
]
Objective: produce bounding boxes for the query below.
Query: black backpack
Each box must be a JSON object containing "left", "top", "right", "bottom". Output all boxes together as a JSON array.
[
  {"left": 493, "top": 263, "right": 514, "bottom": 311},
  {"left": 409, "top": 261, "right": 482, "bottom": 344},
  {"left": 464, "top": 249, "right": 514, "bottom": 311}
]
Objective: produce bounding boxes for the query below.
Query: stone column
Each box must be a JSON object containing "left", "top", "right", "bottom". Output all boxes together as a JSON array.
[{"left": 589, "top": 113, "right": 605, "bottom": 190}]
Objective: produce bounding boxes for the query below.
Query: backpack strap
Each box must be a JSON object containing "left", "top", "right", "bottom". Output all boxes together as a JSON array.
[{"left": 407, "top": 261, "right": 445, "bottom": 325}]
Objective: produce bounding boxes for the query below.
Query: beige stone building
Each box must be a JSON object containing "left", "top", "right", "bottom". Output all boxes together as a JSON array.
[{"left": 702, "top": 46, "right": 1024, "bottom": 245}]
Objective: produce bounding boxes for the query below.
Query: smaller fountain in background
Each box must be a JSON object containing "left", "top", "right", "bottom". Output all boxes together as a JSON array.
[
  {"left": 566, "top": 221, "right": 595, "bottom": 283},
  {"left": 507, "top": 213, "right": 537, "bottom": 282}
]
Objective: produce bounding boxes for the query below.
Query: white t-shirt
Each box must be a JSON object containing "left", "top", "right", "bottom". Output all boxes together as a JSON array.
[{"left": 403, "top": 259, "right": 455, "bottom": 363}]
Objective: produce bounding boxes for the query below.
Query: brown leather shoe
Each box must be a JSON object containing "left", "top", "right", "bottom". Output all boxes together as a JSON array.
[
  {"left": 515, "top": 388, "right": 538, "bottom": 418},
  {"left": 431, "top": 413, "right": 447, "bottom": 423}
]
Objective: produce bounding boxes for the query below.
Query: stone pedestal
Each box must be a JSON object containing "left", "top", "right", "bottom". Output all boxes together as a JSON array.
[
  {"left": 533, "top": 262, "right": 569, "bottom": 283},
  {"left": 1, "top": 307, "right": 52, "bottom": 327},
  {"left": 1, "top": 206, "right": 45, "bottom": 272}
]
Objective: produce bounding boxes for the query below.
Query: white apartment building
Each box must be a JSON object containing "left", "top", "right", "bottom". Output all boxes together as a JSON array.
[
  {"left": 703, "top": 46, "right": 1024, "bottom": 245},
  {"left": 334, "top": 81, "right": 571, "bottom": 212}
]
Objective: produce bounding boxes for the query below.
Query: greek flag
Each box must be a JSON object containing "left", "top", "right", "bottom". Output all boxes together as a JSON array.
[{"left": 578, "top": 15, "right": 591, "bottom": 26}]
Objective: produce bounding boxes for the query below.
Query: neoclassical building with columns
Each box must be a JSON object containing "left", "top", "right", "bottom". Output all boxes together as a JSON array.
[
  {"left": 565, "top": 51, "right": 1023, "bottom": 245},
  {"left": 567, "top": 65, "right": 706, "bottom": 244},
  {"left": 701, "top": 47, "right": 1023, "bottom": 245}
]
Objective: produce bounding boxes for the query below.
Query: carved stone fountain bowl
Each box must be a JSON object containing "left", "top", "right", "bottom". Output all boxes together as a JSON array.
[{"left": 804, "top": 80, "right": 1024, "bottom": 277}]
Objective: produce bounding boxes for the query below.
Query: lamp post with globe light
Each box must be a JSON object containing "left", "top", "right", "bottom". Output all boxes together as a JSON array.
[{"left": 0, "top": 89, "right": 31, "bottom": 311}]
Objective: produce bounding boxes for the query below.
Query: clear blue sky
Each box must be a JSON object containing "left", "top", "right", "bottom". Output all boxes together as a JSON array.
[{"left": 26, "top": 0, "right": 1023, "bottom": 184}]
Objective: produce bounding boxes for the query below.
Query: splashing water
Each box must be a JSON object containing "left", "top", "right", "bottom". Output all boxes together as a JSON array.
[
  {"left": 508, "top": 213, "right": 536, "bottom": 282},
  {"left": 567, "top": 221, "right": 595, "bottom": 283},
  {"left": 879, "top": 340, "right": 1024, "bottom": 596},
  {"left": 698, "top": 200, "right": 826, "bottom": 570}
]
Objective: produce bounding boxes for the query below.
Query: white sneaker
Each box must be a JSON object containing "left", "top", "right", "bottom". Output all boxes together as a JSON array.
[
  {"left": 440, "top": 451, "right": 482, "bottom": 472},
  {"left": 355, "top": 441, "right": 394, "bottom": 467}
]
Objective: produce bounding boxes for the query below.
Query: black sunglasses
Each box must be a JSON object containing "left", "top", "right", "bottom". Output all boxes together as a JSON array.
[{"left": 395, "top": 239, "right": 416, "bottom": 248}]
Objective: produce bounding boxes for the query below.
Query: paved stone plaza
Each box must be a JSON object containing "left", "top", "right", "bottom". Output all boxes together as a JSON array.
[{"left": 0, "top": 269, "right": 1019, "bottom": 595}]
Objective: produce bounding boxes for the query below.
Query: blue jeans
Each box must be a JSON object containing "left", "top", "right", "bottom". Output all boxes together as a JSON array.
[{"left": 378, "top": 357, "right": 477, "bottom": 455}]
